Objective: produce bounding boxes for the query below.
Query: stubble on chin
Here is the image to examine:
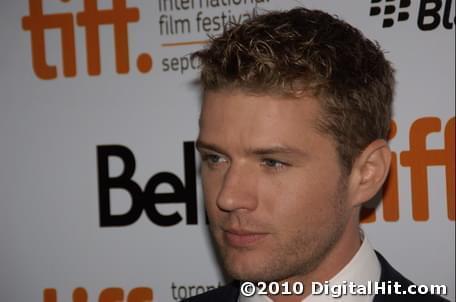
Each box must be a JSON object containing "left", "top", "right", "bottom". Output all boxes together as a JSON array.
[{"left": 213, "top": 202, "right": 350, "bottom": 282}]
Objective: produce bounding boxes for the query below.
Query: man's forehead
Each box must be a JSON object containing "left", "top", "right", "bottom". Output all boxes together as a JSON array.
[
  {"left": 199, "top": 89, "right": 322, "bottom": 121},
  {"left": 197, "top": 90, "right": 332, "bottom": 158}
]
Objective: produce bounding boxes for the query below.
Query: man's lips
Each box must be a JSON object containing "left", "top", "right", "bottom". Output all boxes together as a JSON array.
[{"left": 223, "top": 229, "right": 268, "bottom": 247}]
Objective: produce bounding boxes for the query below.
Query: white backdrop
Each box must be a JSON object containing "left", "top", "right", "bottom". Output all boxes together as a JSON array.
[{"left": 0, "top": 0, "right": 454, "bottom": 301}]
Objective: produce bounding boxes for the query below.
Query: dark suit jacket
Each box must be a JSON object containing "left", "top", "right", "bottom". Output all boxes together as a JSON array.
[{"left": 182, "top": 252, "right": 449, "bottom": 302}]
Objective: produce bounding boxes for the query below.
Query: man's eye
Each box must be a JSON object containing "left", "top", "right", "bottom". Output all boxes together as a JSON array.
[
  {"left": 261, "top": 158, "right": 287, "bottom": 169},
  {"left": 202, "top": 154, "right": 227, "bottom": 166}
]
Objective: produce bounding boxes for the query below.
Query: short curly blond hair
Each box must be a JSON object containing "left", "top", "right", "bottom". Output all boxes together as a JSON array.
[{"left": 192, "top": 7, "right": 395, "bottom": 171}]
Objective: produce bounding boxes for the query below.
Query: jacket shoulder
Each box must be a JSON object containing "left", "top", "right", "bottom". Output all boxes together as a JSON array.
[
  {"left": 374, "top": 251, "right": 449, "bottom": 302},
  {"left": 182, "top": 281, "right": 239, "bottom": 302}
]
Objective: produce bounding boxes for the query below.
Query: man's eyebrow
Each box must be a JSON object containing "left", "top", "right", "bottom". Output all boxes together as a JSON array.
[
  {"left": 247, "top": 146, "right": 307, "bottom": 157},
  {"left": 195, "top": 140, "right": 226, "bottom": 154},
  {"left": 196, "top": 140, "right": 307, "bottom": 157}
]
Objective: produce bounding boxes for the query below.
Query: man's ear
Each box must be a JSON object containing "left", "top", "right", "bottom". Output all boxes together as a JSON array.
[{"left": 347, "top": 139, "right": 391, "bottom": 207}]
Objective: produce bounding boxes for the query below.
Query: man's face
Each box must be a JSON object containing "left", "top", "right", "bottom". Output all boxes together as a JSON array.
[{"left": 197, "top": 90, "right": 353, "bottom": 282}]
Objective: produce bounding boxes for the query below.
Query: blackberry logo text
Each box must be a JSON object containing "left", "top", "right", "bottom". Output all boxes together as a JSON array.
[{"left": 370, "top": 0, "right": 454, "bottom": 30}]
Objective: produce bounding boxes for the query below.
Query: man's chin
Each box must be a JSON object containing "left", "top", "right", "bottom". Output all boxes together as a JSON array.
[
  {"left": 221, "top": 249, "right": 272, "bottom": 281},
  {"left": 224, "top": 266, "right": 264, "bottom": 282}
]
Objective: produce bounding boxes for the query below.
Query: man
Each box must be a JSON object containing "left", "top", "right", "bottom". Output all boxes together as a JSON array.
[{"left": 185, "top": 7, "right": 448, "bottom": 302}]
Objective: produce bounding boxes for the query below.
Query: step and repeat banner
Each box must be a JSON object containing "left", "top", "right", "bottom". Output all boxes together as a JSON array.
[{"left": 0, "top": 0, "right": 454, "bottom": 301}]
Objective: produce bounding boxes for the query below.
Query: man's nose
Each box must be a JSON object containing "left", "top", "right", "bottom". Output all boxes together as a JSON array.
[{"left": 216, "top": 163, "right": 258, "bottom": 212}]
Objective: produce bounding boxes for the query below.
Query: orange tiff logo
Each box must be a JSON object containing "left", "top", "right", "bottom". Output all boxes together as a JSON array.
[
  {"left": 22, "top": 0, "right": 153, "bottom": 79},
  {"left": 361, "top": 117, "right": 455, "bottom": 223},
  {"left": 43, "top": 287, "right": 153, "bottom": 302}
]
